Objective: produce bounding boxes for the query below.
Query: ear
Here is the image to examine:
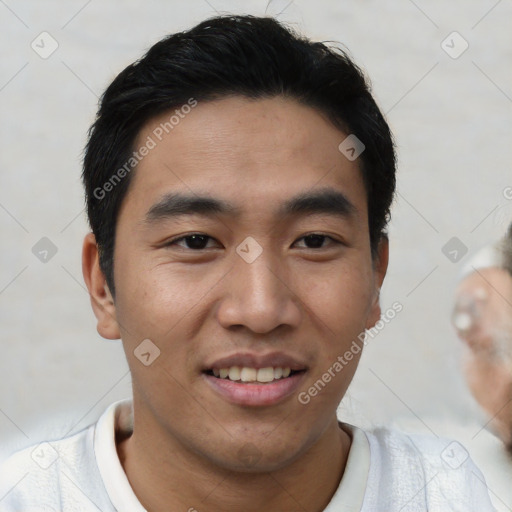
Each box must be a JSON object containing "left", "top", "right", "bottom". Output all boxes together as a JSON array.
[
  {"left": 82, "top": 233, "right": 121, "bottom": 340},
  {"left": 365, "top": 236, "right": 389, "bottom": 330}
]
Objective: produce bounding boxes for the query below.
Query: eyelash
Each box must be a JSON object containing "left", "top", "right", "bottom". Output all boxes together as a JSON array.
[{"left": 165, "top": 233, "right": 341, "bottom": 250}]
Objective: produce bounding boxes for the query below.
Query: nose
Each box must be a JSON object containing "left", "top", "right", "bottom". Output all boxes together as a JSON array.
[
  {"left": 216, "top": 247, "right": 301, "bottom": 334},
  {"left": 452, "top": 289, "right": 488, "bottom": 333}
]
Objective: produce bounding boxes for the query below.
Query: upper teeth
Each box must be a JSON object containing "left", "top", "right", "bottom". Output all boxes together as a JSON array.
[{"left": 212, "top": 366, "right": 292, "bottom": 382}]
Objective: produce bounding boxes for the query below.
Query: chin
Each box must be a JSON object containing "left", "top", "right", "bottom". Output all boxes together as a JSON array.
[
  {"left": 204, "top": 438, "right": 305, "bottom": 474},
  {"left": 489, "top": 418, "right": 512, "bottom": 448}
]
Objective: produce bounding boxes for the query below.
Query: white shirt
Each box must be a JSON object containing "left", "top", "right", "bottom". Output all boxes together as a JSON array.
[
  {"left": 391, "top": 415, "right": 512, "bottom": 512},
  {"left": 0, "top": 400, "right": 496, "bottom": 511}
]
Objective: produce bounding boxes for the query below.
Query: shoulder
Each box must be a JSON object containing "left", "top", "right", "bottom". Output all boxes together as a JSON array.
[
  {"left": 0, "top": 423, "right": 107, "bottom": 510},
  {"left": 360, "top": 426, "right": 496, "bottom": 511}
]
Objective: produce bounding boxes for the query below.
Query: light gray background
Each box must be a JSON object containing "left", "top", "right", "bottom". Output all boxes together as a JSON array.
[{"left": 1, "top": 0, "right": 511, "bottom": 457}]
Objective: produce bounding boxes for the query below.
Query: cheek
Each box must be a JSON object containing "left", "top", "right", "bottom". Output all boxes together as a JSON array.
[
  {"left": 114, "top": 246, "right": 200, "bottom": 322},
  {"left": 296, "top": 262, "right": 374, "bottom": 332},
  {"left": 291, "top": 263, "right": 374, "bottom": 399},
  {"left": 113, "top": 264, "right": 206, "bottom": 400}
]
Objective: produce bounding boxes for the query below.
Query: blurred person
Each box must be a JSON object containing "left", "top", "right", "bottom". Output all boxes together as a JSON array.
[
  {"left": 0, "top": 15, "right": 495, "bottom": 512},
  {"left": 453, "top": 223, "right": 512, "bottom": 449},
  {"left": 451, "top": 222, "right": 512, "bottom": 511}
]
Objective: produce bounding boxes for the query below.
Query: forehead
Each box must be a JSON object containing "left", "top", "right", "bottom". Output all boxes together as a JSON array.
[{"left": 122, "top": 96, "right": 367, "bottom": 221}]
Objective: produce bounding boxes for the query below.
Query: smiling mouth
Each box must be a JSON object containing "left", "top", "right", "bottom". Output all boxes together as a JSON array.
[{"left": 204, "top": 366, "right": 305, "bottom": 384}]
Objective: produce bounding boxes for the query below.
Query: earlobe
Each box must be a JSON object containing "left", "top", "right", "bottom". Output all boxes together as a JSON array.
[
  {"left": 366, "top": 288, "right": 382, "bottom": 330},
  {"left": 366, "top": 238, "right": 389, "bottom": 330},
  {"left": 374, "top": 236, "right": 390, "bottom": 286},
  {"left": 82, "top": 233, "right": 121, "bottom": 340}
]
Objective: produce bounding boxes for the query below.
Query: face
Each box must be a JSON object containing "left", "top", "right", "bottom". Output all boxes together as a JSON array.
[
  {"left": 453, "top": 267, "right": 512, "bottom": 446},
  {"left": 85, "top": 96, "right": 387, "bottom": 471}
]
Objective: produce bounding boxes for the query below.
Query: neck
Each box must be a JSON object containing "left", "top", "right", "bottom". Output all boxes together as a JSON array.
[{"left": 117, "top": 405, "right": 352, "bottom": 512}]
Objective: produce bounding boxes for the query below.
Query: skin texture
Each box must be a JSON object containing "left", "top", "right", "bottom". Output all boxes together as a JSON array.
[
  {"left": 453, "top": 266, "right": 512, "bottom": 449},
  {"left": 82, "top": 96, "right": 388, "bottom": 511}
]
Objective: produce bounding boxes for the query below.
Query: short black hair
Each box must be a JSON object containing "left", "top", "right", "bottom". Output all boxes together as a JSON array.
[{"left": 82, "top": 14, "right": 396, "bottom": 296}]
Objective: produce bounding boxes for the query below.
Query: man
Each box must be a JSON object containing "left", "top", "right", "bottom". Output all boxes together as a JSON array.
[{"left": 0, "top": 15, "right": 495, "bottom": 511}]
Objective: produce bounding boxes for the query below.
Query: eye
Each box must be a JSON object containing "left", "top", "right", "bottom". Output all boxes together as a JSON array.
[
  {"left": 166, "top": 233, "right": 219, "bottom": 250},
  {"left": 164, "top": 233, "right": 340, "bottom": 251},
  {"left": 294, "top": 233, "right": 339, "bottom": 249}
]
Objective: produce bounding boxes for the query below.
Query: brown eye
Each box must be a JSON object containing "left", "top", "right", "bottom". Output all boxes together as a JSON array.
[
  {"left": 168, "top": 234, "right": 218, "bottom": 250},
  {"left": 295, "top": 234, "right": 338, "bottom": 249}
]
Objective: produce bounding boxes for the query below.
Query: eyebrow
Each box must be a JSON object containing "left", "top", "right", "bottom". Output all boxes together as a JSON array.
[{"left": 144, "top": 188, "right": 356, "bottom": 224}]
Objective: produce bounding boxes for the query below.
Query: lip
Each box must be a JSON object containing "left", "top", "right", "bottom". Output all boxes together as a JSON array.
[
  {"left": 204, "top": 351, "right": 308, "bottom": 372},
  {"left": 203, "top": 371, "right": 307, "bottom": 407}
]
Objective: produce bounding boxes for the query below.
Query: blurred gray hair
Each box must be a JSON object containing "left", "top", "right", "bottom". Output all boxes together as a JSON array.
[{"left": 500, "top": 222, "right": 512, "bottom": 276}]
